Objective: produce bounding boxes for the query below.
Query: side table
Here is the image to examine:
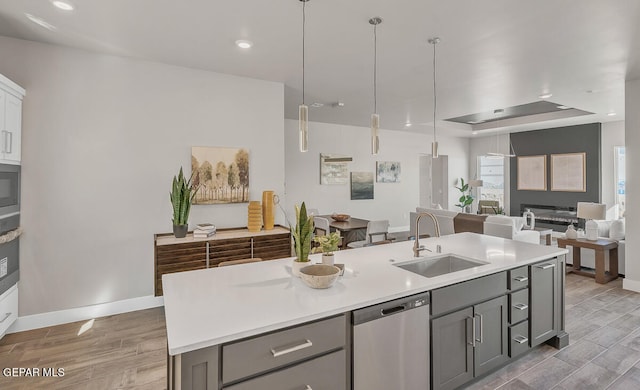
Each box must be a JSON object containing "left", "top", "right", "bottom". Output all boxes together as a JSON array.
[{"left": 556, "top": 237, "right": 618, "bottom": 284}]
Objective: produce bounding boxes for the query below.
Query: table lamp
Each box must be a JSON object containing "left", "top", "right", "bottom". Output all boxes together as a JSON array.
[{"left": 577, "top": 202, "right": 606, "bottom": 241}]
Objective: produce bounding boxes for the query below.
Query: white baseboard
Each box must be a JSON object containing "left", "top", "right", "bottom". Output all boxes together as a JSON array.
[
  {"left": 623, "top": 278, "right": 640, "bottom": 293},
  {"left": 7, "top": 295, "right": 164, "bottom": 334}
]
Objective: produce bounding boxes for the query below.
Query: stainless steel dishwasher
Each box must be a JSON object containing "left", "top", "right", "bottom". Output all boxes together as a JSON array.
[{"left": 353, "top": 292, "right": 430, "bottom": 390}]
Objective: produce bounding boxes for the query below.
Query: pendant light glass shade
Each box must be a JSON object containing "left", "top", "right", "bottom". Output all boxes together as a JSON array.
[
  {"left": 369, "top": 17, "right": 382, "bottom": 155},
  {"left": 299, "top": 104, "right": 308, "bottom": 152},
  {"left": 298, "top": 0, "right": 310, "bottom": 152},
  {"left": 371, "top": 113, "right": 379, "bottom": 154},
  {"left": 431, "top": 141, "right": 439, "bottom": 158}
]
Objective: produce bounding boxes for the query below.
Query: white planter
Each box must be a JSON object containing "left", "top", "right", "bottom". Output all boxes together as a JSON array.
[
  {"left": 292, "top": 260, "right": 311, "bottom": 277},
  {"left": 322, "top": 254, "right": 335, "bottom": 266}
]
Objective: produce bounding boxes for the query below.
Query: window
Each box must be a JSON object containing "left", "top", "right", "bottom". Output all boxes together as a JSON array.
[
  {"left": 614, "top": 146, "right": 625, "bottom": 215},
  {"left": 477, "top": 156, "right": 505, "bottom": 206}
]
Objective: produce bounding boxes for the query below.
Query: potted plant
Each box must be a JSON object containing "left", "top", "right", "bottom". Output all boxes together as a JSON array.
[
  {"left": 454, "top": 178, "right": 474, "bottom": 213},
  {"left": 312, "top": 232, "right": 341, "bottom": 266},
  {"left": 291, "top": 202, "right": 314, "bottom": 277},
  {"left": 170, "top": 167, "right": 198, "bottom": 238}
]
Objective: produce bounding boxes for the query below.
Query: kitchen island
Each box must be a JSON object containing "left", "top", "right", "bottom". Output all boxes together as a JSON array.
[{"left": 163, "top": 232, "right": 568, "bottom": 390}]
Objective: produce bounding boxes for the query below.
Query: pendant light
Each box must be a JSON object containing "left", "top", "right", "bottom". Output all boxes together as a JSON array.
[
  {"left": 487, "top": 109, "right": 516, "bottom": 158},
  {"left": 429, "top": 37, "right": 440, "bottom": 158},
  {"left": 298, "top": 0, "right": 310, "bottom": 152},
  {"left": 369, "top": 17, "right": 382, "bottom": 155}
]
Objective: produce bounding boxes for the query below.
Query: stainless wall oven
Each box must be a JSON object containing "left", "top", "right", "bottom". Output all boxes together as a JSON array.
[{"left": 0, "top": 163, "right": 19, "bottom": 220}]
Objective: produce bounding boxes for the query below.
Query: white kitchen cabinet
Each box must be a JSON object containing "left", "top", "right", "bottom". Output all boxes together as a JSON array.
[{"left": 0, "top": 74, "right": 25, "bottom": 165}]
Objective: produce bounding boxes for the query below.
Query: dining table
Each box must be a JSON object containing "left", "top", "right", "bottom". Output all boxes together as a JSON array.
[{"left": 317, "top": 215, "right": 369, "bottom": 248}]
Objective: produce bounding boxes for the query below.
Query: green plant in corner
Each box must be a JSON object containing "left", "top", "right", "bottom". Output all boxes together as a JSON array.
[
  {"left": 170, "top": 167, "right": 198, "bottom": 228},
  {"left": 312, "top": 232, "right": 341, "bottom": 255},
  {"left": 291, "top": 202, "right": 314, "bottom": 263},
  {"left": 454, "top": 178, "right": 474, "bottom": 212}
]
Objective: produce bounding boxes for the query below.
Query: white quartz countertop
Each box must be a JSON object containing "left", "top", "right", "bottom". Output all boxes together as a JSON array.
[{"left": 163, "top": 232, "right": 567, "bottom": 355}]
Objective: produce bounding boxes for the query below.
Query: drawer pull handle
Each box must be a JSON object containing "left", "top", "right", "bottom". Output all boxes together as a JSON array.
[
  {"left": 536, "top": 263, "right": 556, "bottom": 270},
  {"left": 468, "top": 316, "right": 476, "bottom": 347},
  {"left": 513, "top": 303, "right": 529, "bottom": 311},
  {"left": 305, "top": 386, "right": 313, "bottom": 390},
  {"left": 513, "top": 335, "right": 528, "bottom": 344},
  {"left": 514, "top": 276, "right": 528, "bottom": 282},
  {"left": 270, "top": 339, "right": 313, "bottom": 357},
  {"left": 0, "top": 312, "right": 11, "bottom": 323}
]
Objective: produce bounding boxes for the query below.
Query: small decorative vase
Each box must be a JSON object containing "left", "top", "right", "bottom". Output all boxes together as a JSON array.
[
  {"left": 322, "top": 254, "right": 335, "bottom": 266},
  {"left": 247, "top": 201, "right": 262, "bottom": 232},
  {"left": 262, "top": 190, "right": 275, "bottom": 230},
  {"left": 173, "top": 224, "right": 188, "bottom": 238},
  {"left": 292, "top": 260, "right": 310, "bottom": 277},
  {"left": 566, "top": 225, "right": 578, "bottom": 239},
  {"left": 523, "top": 208, "right": 535, "bottom": 230}
]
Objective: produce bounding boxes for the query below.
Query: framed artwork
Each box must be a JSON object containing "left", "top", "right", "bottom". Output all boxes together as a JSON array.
[
  {"left": 191, "top": 146, "right": 249, "bottom": 204},
  {"left": 517, "top": 155, "right": 547, "bottom": 191},
  {"left": 376, "top": 161, "right": 401, "bottom": 183},
  {"left": 320, "top": 153, "right": 351, "bottom": 185},
  {"left": 350, "top": 172, "right": 374, "bottom": 200},
  {"left": 551, "top": 152, "right": 586, "bottom": 192}
]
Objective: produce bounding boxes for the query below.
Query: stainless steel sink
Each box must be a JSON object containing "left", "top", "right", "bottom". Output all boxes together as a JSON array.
[{"left": 394, "top": 255, "right": 488, "bottom": 278}]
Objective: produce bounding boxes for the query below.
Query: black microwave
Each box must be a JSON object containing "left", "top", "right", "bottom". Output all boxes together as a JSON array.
[{"left": 0, "top": 164, "right": 19, "bottom": 218}]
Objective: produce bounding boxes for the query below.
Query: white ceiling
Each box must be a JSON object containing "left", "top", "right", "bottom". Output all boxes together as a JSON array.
[{"left": 0, "top": 0, "right": 638, "bottom": 137}]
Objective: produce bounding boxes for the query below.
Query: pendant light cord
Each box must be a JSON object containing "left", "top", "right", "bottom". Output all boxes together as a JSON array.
[
  {"left": 302, "top": 0, "right": 306, "bottom": 105},
  {"left": 374, "top": 23, "right": 377, "bottom": 114},
  {"left": 432, "top": 41, "right": 437, "bottom": 143}
]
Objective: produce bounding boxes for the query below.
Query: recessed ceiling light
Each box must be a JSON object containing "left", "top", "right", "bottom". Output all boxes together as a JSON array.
[
  {"left": 25, "top": 14, "right": 57, "bottom": 30},
  {"left": 235, "top": 40, "right": 253, "bottom": 49},
  {"left": 556, "top": 105, "right": 570, "bottom": 110},
  {"left": 608, "top": 112, "right": 617, "bottom": 116},
  {"left": 472, "top": 131, "right": 478, "bottom": 135},
  {"left": 468, "top": 120, "right": 485, "bottom": 124},
  {"left": 51, "top": 0, "right": 74, "bottom": 11},
  {"left": 310, "top": 102, "right": 324, "bottom": 108},
  {"left": 405, "top": 122, "right": 412, "bottom": 127},
  {"left": 538, "top": 93, "right": 553, "bottom": 99}
]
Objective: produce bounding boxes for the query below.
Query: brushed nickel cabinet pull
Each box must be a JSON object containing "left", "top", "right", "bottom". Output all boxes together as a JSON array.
[
  {"left": 513, "top": 303, "right": 529, "bottom": 311},
  {"left": 270, "top": 339, "right": 313, "bottom": 357},
  {"left": 0, "top": 312, "right": 11, "bottom": 323},
  {"left": 514, "top": 335, "right": 528, "bottom": 344},
  {"left": 468, "top": 316, "right": 476, "bottom": 347},
  {"left": 514, "top": 276, "right": 528, "bottom": 282},
  {"left": 536, "top": 263, "right": 556, "bottom": 270}
]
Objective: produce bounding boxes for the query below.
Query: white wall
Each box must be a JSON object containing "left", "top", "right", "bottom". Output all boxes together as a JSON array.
[
  {"left": 284, "top": 119, "right": 468, "bottom": 228},
  {"left": 601, "top": 121, "right": 625, "bottom": 208},
  {"left": 624, "top": 79, "right": 640, "bottom": 292},
  {"left": 0, "top": 36, "right": 285, "bottom": 316}
]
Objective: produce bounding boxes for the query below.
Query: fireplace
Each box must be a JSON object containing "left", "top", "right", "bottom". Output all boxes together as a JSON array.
[{"left": 520, "top": 204, "right": 579, "bottom": 232}]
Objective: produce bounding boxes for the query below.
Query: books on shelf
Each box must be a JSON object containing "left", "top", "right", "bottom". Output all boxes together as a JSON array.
[{"left": 193, "top": 223, "right": 216, "bottom": 238}]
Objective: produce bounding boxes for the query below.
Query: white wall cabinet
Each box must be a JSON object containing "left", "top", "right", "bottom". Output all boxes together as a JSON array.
[{"left": 0, "top": 74, "right": 25, "bottom": 165}]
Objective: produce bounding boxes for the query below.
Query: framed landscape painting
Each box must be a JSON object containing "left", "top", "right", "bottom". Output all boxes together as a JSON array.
[
  {"left": 191, "top": 146, "right": 249, "bottom": 204},
  {"left": 350, "top": 172, "right": 374, "bottom": 200},
  {"left": 376, "top": 161, "right": 401, "bottom": 183}
]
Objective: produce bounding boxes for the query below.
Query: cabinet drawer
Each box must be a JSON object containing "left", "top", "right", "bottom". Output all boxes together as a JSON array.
[
  {"left": 431, "top": 272, "right": 507, "bottom": 317},
  {"left": 224, "top": 349, "right": 346, "bottom": 390},
  {"left": 509, "top": 320, "right": 529, "bottom": 358},
  {"left": 508, "top": 266, "right": 529, "bottom": 291},
  {"left": 222, "top": 314, "right": 346, "bottom": 384},
  {"left": 509, "top": 288, "right": 529, "bottom": 325},
  {"left": 0, "top": 284, "right": 18, "bottom": 338}
]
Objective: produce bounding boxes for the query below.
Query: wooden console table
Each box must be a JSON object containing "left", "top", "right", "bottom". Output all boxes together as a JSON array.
[
  {"left": 556, "top": 237, "right": 618, "bottom": 284},
  {"left": 154, "top": 226, "right": 291, "bottom": 295}
]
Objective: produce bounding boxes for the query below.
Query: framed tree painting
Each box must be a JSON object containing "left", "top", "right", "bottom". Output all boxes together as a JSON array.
[
  {"left": 191, "top": 146, "right": 249, "bottom": 204},
  {"left": 376, "top": 161, "right": 401, "bottom": 183},
  {"left": 517, "top": 155, "right": 547, "bottom": 191},
  {"left": 551, "top": 152, "right": 586, "bottom": 192}
]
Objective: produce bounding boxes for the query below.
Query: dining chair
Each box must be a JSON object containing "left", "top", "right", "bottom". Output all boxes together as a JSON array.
[
  {"left": 314, "top": 217, "right": 330, "bottom": 236},
  {"left": 347, "top": 220, "right": 390, "bottom": 248}
]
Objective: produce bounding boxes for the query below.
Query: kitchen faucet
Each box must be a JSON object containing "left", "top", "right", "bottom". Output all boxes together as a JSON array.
[{"left": 413, "top": 212, "right": 441, "bottom": 257}]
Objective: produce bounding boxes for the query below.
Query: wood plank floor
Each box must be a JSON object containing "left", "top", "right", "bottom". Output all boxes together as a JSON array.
[{"left": 1, "top": 273, "right": 640, "bottom": 389}]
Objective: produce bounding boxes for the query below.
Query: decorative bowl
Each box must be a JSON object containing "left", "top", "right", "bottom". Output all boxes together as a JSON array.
[
  {"left": 331, "top": 213, "right": 350, "bottom": 222},
  {"left": 299, "top": 264, "right": 341, "bottom": 289}
]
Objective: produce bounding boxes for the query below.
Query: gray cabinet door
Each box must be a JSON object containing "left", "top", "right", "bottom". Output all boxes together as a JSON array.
[
  {"left": 530, "top": 258, "right": 559, "bottom": 347},
  {"left": 474, "top": 295, "right": 508, "bottom": 377},
  {"left": 431, "top": 306, "right": 474, "bottom": 390}
]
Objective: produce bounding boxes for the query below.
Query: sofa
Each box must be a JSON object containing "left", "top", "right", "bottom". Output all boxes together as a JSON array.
[
  {"left": 564, "top": 218, "right": 626, "bottom": 274},
  {"left": 411, "top": 207, "right": 541, "bottom": 244}
]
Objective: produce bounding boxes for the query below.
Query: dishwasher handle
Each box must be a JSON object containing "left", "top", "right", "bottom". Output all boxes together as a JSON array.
[{"left": 381, "top": 305, "right": 406, "bottom": 316}]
